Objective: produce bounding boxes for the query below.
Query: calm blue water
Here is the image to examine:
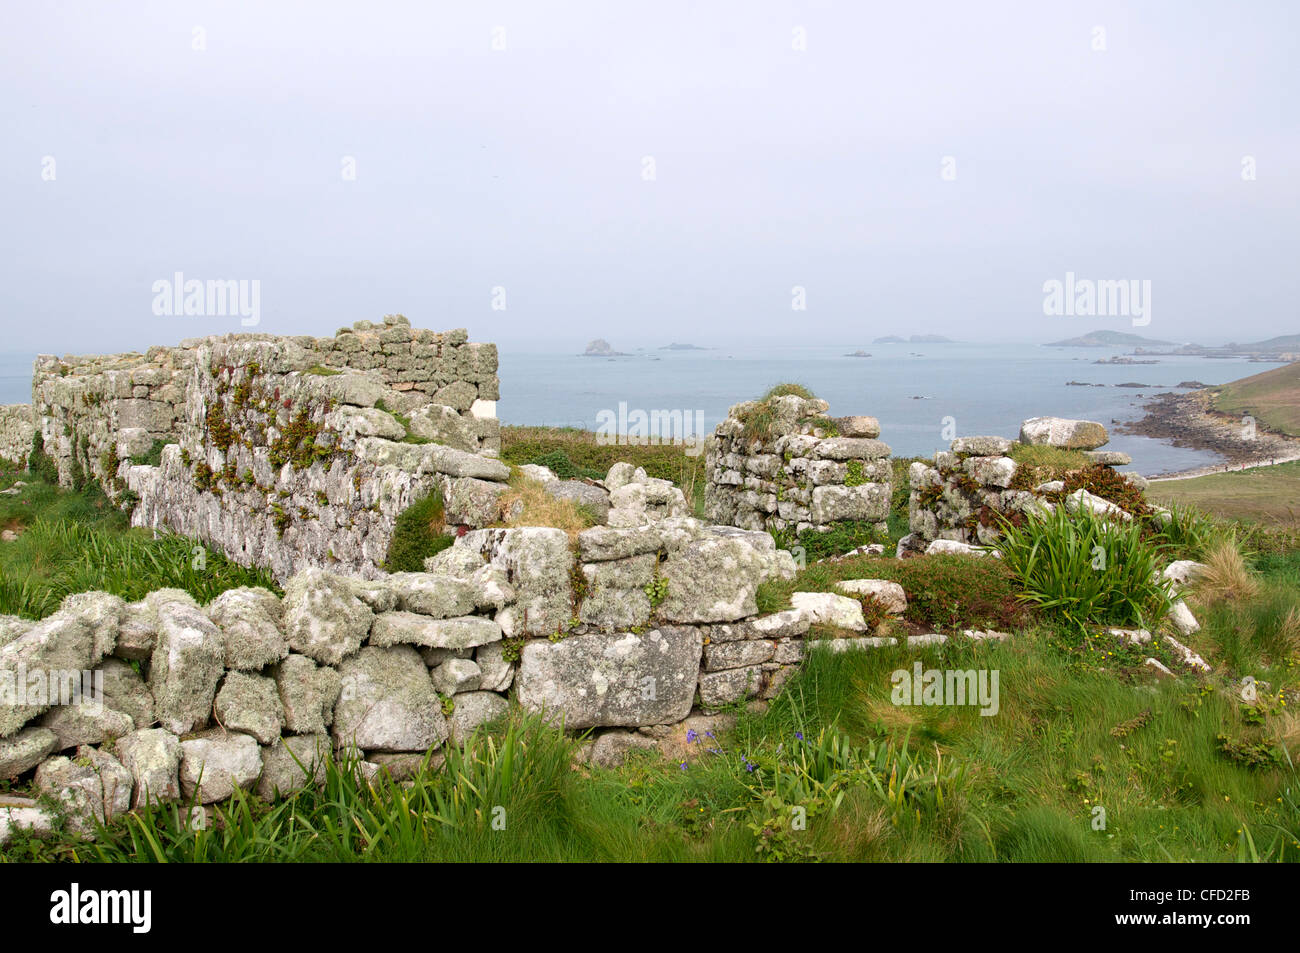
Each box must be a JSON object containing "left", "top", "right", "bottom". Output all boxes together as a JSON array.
[
  {"left": 1, "top": 344, "right": 1278, "bottom": 475},
  {"left": 499, "top": 343, "right": 1275, "bottom": 475}
]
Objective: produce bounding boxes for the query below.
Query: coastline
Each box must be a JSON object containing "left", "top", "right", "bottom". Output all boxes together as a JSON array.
[{"left": 1118, "top": 388, "right": 1300, "bottom": 480}]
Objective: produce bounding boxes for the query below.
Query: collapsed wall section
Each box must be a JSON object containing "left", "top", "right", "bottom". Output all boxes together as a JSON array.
[
  {"left": 904, "top": 417, "right": 1146, "bottom": 551},
  {"left": 704, "top": 394, "right": 892, "bottom": 536}
]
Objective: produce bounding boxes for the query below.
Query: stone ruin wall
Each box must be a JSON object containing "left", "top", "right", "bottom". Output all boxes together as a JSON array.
[
  {"left": 904, "top": 416, "right": 1144, "bottom": 551},
  {"left": 704, "top": 394, "right": 893, "bottom": 538},
  {"left": 17, "top": 318, "right": 501, "bottom": 581},
  {"left": 0, "top": 405, "right": 35, "bottom": 468},
  {"left": 0, "top": 518, "right": 809, "bottom": 831}
]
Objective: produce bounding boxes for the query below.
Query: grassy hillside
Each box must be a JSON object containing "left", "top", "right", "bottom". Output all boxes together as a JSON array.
[{"left": 1209, "top": 361, "right": 1300, "bottom": 437}]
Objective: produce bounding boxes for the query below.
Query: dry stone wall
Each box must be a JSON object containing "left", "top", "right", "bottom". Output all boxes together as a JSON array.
[
  {"left": 705, "top": 394, "right": 892, "bottom": 536},
  {"left": 17, "top": 318, "right": 502, "bottom": 581},
  {"left": 0, "top": 405, "right": 34, "bottom": 468},
  {"left": 0, "top": 522, "right": 809, "bottom": 835}
]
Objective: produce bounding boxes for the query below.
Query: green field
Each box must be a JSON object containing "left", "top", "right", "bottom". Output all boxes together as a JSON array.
[{"left": 1150, "top": 461, "right": 1300, "bottom": 528}]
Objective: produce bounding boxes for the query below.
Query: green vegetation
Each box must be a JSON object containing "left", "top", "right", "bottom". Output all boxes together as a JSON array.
[
  {"left": 758, "top": 551, "right": 1030, "bottom": 633},
  {"left": 996, "top": 505, "right": 1172, "bottom": 633},
  {"left": 1150, "top": 461, "right": 1300, "bottom": 528},
  {"left": 374, "top": 399, "right": 430, "bottom": 445},
  {"left": 501, "top": 426, "right": 707, "bottom": 515},
  {"left": 1007, "top": 444, "right": 1091, "bottom": 489},
  {"left": 0, "top": 468, "right": 277, "bottom": 619},
  {"left": 1209, "top": 361, "right": 1300, "bottom": 437},
  {"left": 735, "top": 383, "right": 819, "bottom": 445},
  {"left": 383, "top": 489, "right": 454, "bottom": 572}
]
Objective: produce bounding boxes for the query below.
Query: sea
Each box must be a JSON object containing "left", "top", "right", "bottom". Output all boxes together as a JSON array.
[{"left": 1, "top": 343, "right": 1279, "bottom": 476}]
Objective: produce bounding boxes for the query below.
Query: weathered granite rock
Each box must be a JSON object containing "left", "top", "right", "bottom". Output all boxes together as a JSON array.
[
  {"left": 281, "top": 569, "right": 373, "bottom": 666},
  {"left": 214, "top": 671, "right": 285, "bottom": 744},
  {"left": 1019, "top": 416, "right": 1108, "bottom": 450},
  {"left": 544, "top": 480, "right": 611, "bottom": 522},
  {"left": 149, "top": 601, "right": 225, "bottom": 735},
  {"left": 257, "top": 733, "right": 329, "bottom": 799},
  {"left": 0, "top": 803, "right": 56, "bottom": 845},
  {"left": 950, "top": 436, "right": 1014, "bottom": 456},
  {"left": 699, "top": 665, "right": 764, "bottom": 707},
  {"left": 474, "top": 642, "right": 515, "bottom": 693},
  {"left": 0, "top": 611, "right": 105, "bottom": 738},
  {"left": 834, "top": 579, "right": 907, "bottom": 614},
  {"left": 332, "top": 646, "right": 448, "bottom": 752},
  {"left": 115, "top": 727, "right": 182, "bottom": 806},
  {"left": 0, "top": 726, "right": 59, "bottom": 780},
  {"left": 385, "top": 573, "right": 479, "bottom": 619},
  {"left": 459, "top": 529, "right": 572, "bottom": 637},
  {"left": 925, "top": 539, "right": 993, "bottom": 557},
  {"left": 790, "top": 592, "right": 867, "bottom": 630},
  {"left": 57, "top": 591, "right": 124, "bottom": 659},
  {"left": 964, "top": 456, "right": 1017, "bottom": 489},
  {"left": 369, "top": 611, "right": 501, "bottom": 650},
  {"left": 659, "top": 537, "right": 770, "bottom": 623},
  {"left": 703, "top": 640, "right": 775, "bottom": 671},
  {"left": 430, "top": 658, "right": 482, "bottom": 695},
  {"left": 179, "top": 729, "right": 263, "bottom": 803},
  {"left": 35, "top": 746, "right": 134, "bottom": 836},
  {"left": 810, "top": 483, "right": 891, "bottom": 523},
  {"left": 1064, "top": 488, "right": 1131, "bottom": 520},
  {"left": 274, "top": 654, "right": 342, "bottom": 735},
  {"left": 516, "top": 629, "right": 703, "bottom": 728},
  {"left": 98, "top": 657, "right": 155, "bottom": 730},
  {"left": 206, "top": 587, "right": 288, "bottom": 670},
  {"left": 444, "top": 477, "right": 508, "bottom": 526},
  {"left": 448, "top": 691, "right": 509, "bottom": 744},
  {"left": 40, "top": 702, "right": 135, "bottom": 751},
  {"left": 1163, "top": 560, "right": 1208, "bottom": 588},
  {"left": 586, "top": 729, "right": 658, "bottom": 768},
  {"left": 517, "top": 464, "right": 558, "bottom": 483},
  {"left": 1168, "top": 600, "right": 1201, "bottom": 637}
]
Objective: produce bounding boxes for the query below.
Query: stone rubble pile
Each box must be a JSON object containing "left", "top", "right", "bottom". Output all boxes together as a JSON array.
[{"left": 902, "top": 416, "right": 1155, "bottom": 554}]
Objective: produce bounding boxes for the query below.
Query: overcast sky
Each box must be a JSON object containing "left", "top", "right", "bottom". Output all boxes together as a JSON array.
[{"left": 2, "top": 0, "right": 1297, "bottom": 354}]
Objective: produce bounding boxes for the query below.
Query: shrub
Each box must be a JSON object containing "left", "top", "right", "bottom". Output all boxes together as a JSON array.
[
  {"left": 791, "top": 521, "right": 882, "bottom": 562},
  {"left": 27, "top": 431, "right": 59, "bottom": 484},
  {"left": 527, "top": 450, "right": 604, "bottom": 481},
  {"left": 384, "top": 490, "right": 454, "bottom": 572},
  {"left": 996, "top": 505, "right": 1173, "bottom": 632}
]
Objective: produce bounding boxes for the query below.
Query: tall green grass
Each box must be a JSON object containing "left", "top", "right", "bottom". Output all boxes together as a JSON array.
[{"left": 997, "top": 505, "right": 1173, "bottom": 632}]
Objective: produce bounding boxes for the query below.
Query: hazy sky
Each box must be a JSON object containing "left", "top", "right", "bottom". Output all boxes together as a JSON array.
[{"left": 2, "top": 1, "right": 1297, "bottom": 355}]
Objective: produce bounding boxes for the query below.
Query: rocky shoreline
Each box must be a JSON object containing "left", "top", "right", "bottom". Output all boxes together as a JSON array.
[{"left": 1117, "top": 389, "right": 1300, "bottom": 479}]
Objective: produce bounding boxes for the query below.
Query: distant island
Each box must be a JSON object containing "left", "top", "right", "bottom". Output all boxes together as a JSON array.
[
  {"left": 873, "top": 334, "right": 955, "bottom": 344},
  {"left": 1047, "top": 328, "right": 1300, "bottom": 361},
  {"left": 580, "top": 338, "right": 631, "bottom": 357},
  {"left": 659, "top": 343, "right": 710, "bottom": 351},
  {"left": 1046, "top": 330, "right": 1174, "bottom": 348}
]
